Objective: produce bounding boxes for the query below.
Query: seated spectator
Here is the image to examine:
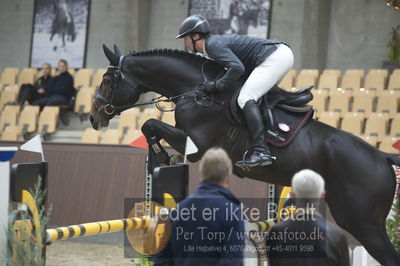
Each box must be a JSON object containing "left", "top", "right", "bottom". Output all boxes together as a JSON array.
[
  {"left": 32, "top": 59, "right": 75, "bottom": 108},
  {"left": 266, "top": 169, "right": 350, "bottom": 266},
  {"left": 17, "top": 63, "right": 52, "bottom": 108},
  {"left": 154, "top": 148, "right": 245, "bottom": 266}
]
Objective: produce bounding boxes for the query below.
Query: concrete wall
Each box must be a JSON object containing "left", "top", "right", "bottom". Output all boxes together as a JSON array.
[
  {"left": 0, "top": 0, "right": 35, "bottom": 68},
  {"left": 0, "top": 0, "right": 399, "bottom": 70},
  {"left": 326, "top": 0, "right": 400, "bottom": 70}
]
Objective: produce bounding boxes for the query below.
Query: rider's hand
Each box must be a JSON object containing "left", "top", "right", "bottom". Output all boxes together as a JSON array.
[{"left": 203, "top": 81, "right": 218, "bottom": 93}]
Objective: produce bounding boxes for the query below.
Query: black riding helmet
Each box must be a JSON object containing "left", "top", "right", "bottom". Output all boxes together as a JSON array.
[{"left": 176, "top": 15, "right": 211, "bottom": 39}]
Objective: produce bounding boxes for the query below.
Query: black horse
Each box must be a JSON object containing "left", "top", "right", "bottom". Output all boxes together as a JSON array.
[
  {"left": 90, "top": 45, "right": 400, "bottom": 265},
  {"left": 49, "top": 0, "right": 76, "bottom": 48}
]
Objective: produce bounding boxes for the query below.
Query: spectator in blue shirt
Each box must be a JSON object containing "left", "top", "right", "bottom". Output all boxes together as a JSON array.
[{"left": 154, "top": 147, "right": 245, "bottom": 266}]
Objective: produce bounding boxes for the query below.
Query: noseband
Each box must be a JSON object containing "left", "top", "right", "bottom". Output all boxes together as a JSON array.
[{"left": 94, "top": 56, "right": 141, "bottom": 117}]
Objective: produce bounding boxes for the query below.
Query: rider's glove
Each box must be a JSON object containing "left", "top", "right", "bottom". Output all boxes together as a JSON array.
[{"left": 202, "top": 81, "right": 218, "bottom": 93}]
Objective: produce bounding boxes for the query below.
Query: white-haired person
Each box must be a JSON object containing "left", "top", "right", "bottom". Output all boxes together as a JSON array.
[
  {"left": 153, "top": 148, "right": 245, "bottom": 266},
  {"left": 266, "top": 169, "right": 350, "bottom": 266}
]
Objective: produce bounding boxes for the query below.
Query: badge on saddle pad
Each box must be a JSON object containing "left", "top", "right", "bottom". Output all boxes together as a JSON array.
[{"left": 278, "top": 122, "right": 290, "bottom": 133}]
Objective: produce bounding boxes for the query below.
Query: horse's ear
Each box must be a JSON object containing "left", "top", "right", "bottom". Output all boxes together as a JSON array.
[
  {"left": 103, "top": 44, "right": 119, "bottom": 66},
  {"left": 113, "top": 44, "right": 122, "bottom": 58}
]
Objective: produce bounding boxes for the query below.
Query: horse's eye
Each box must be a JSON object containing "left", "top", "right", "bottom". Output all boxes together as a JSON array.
[{"left": 102, "top": 79, "right": 111, "bottom": 87}]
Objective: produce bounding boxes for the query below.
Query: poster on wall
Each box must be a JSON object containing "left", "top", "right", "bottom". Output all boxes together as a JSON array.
[
  {"left": 188, "top": 0, "right": 272, "bottom": 39},
  {"left": 30, "top": 0, "right": 91, "bottom": 68}
]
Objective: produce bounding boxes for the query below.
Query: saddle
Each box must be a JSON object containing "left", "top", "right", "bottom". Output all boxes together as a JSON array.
[{"left": 227, "top": 85, "right": 314, "bottom": 147}]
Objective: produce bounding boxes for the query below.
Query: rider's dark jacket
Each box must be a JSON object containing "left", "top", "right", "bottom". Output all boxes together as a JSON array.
[{"left": 205, "top": 34, "right": 287, "bottom": 89}]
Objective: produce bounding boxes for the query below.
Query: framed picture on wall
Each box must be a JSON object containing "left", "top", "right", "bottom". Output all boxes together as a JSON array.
[
  {"left": 188, "top": 0, "right": 272, "bottom": 39},
  {"left": 30, "top": 0, "right": 91, "bottom": 68}
]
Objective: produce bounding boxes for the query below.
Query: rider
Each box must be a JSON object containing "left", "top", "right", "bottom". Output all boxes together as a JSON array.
[{"left": 176, "top": 15, "right": 294, "bottom": 167}]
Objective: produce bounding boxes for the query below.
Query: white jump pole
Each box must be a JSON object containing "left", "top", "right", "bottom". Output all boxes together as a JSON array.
[{"left": 0, "top": 147, "right": 18, "bottom": 266}]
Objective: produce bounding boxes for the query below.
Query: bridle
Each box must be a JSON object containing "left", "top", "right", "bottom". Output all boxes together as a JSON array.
[
  {"left": 94, "top": 55, "right": 226, "bottom": 120},
  {"left": 94, "top": 55, "right": 142, "bottom": 118}
]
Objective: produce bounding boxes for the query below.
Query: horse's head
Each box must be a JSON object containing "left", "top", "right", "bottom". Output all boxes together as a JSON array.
[{"left": 89, "top": 44, "right": 143, "bottom": 130}]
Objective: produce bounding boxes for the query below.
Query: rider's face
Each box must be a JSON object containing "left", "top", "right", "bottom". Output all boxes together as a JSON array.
[{"left": 183, "top": 36, "right": 194, "bottom": 52}]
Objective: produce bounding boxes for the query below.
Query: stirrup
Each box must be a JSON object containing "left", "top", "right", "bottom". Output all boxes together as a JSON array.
[
  {"left": 234, "top": 151, "right": 276, "bottom": 170},
  {"left": 234, "top": 151, "right": 252, "bottom": 172}
]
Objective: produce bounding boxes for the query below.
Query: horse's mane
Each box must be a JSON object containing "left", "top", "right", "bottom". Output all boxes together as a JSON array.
[{"left": 128, "top": 48, "right": 220, "bottom": 67}]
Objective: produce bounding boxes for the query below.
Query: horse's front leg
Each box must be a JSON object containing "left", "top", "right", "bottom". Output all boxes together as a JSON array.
[{"left": 141, "top": 119, "right": 187, "bottom": 173}]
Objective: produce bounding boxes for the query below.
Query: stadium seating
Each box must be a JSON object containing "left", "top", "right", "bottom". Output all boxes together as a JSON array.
[
  {"left": 137, "top": 108, "right": 161, "bottom": 129},
  {"left": 100, "top": 129, "right": 120, "bottom": 144},
  {"left": 341, "top": 112, "right": 364, "bottom": 135},
  {"left": 278, "top": 69, "right": 296, "bottom": 90},
  {"left": 388, "top": 70, "right": 400, "bottom": 91},
  {"left": 22, "top": 68, "right": 38, "bottom": 75},
  {"left": 81, "top": 128, "right": 101, "bottom": 144},
  {"left": 74, "top": 68, "right": 94, "bottom": 89},
  {"left": 310, "top": 90, "right": 328, "bottom": 116},
  {"left": 17, "top": 72, "right": 35, "bottom": 86},
  {"left": 91, "top": 69, "right": 107, "bottom": 88},
  {"left": 0, "top": 90, "right": 18, "bottom": 110},
  {"left": 352, "top": 91, "right": 374, "bottom": 115},
  {"left": 18, "top": 105, "right": 40, "bottom": 136},
  {"left": 364, "top": 73, "right": 385, "bottom": 91},
  {"left": 322, "top": 69, "right": 341, "bottom": 78},
  {"left": 379, "top": 136, "right": 399, "bottom": 153},
  {"left": 318, "top": 112, "right": 341, "bottom": 128},
  {"left": 38, "top": 106, "right": 60, "bottom": 135},
  {"left": 390, "top": 113, "right": 400, "bottom": 137},
  {"left": 0, "top": 125, "right": 19, "bottom": 141},
  {"left": 68, "top": 68, "right": 76, "bottom": 76},
  {"left": 364, "top": 113, "right": 389, "bottom": 141},
  {"left": 295, "top": 73, "right": 316, "bottom": 90},
  {"left": 118, "top": 108, "right": 140, "bottom": 136},
  {"left": 74, "top": 88, "right": 94, "bottom": 115},
  {"left": 376, "top": 90, "right": 399, "bottom": 118},
  {"left": 328, "top": 90, "right": 350, "bottom": 115},
  {"left": 341, "top": 74, "right": 361, "bottom": 91},
  {"left": 299, "top": 69, "right": 319, "bottom": 79},
  {"left": 344, "top": 69, "right": 365, "bottom": 78},
  {"left": 121, "top": 129, "right": 141, "bottom": 145},
  {"left": 0, "top": 68, "right": 19, "bottom": 85},
  {"left": 318, "top": 73, "right": 338, "bottom": 91},
  {"left": 368, "top": 69, "right": 388, "bottom": 83},
  {"left": 0, "top": 105, "right": 19, "bottom": 131}
]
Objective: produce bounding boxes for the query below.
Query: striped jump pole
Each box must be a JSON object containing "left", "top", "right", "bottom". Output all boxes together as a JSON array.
[
  {"left": 46, "top": 216, "right": 150, "bottom": 243},
  {"left": 46, "top": 216, "right": 273, "bottom": 243},
  {"left": 251, "top": 220, "right": 274, "bottom": 233}
]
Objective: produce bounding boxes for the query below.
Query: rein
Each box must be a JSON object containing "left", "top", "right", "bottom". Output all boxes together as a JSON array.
[{"left": 95, "top": 56, "right": 226, "bottom": 118}]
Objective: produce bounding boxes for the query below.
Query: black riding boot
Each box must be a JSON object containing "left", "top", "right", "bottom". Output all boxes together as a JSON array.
[{"left": 236, "top": 100, "right": 273, "bottom": 167}]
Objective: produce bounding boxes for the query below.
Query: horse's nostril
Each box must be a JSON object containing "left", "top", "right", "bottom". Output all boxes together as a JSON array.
[{"left": 89, "top": 115, "right": 94, "bottom": 124}]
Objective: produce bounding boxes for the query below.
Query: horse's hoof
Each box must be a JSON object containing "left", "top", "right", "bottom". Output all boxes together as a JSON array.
[{"left": 170, "top": 154, "right": 184, "bottom": 165}]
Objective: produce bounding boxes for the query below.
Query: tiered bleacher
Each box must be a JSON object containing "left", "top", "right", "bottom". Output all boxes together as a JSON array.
[
  {"left": 281, "top": 68, "right": 400, "bottom": 153},
  {"left": 0, "top": 67, "right": 399, "bottom": 153}
]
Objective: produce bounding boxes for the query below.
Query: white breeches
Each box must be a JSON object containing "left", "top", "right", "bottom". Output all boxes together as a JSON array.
[{"left": 237, "top": 44, "right": 294, "bottom": 109}]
